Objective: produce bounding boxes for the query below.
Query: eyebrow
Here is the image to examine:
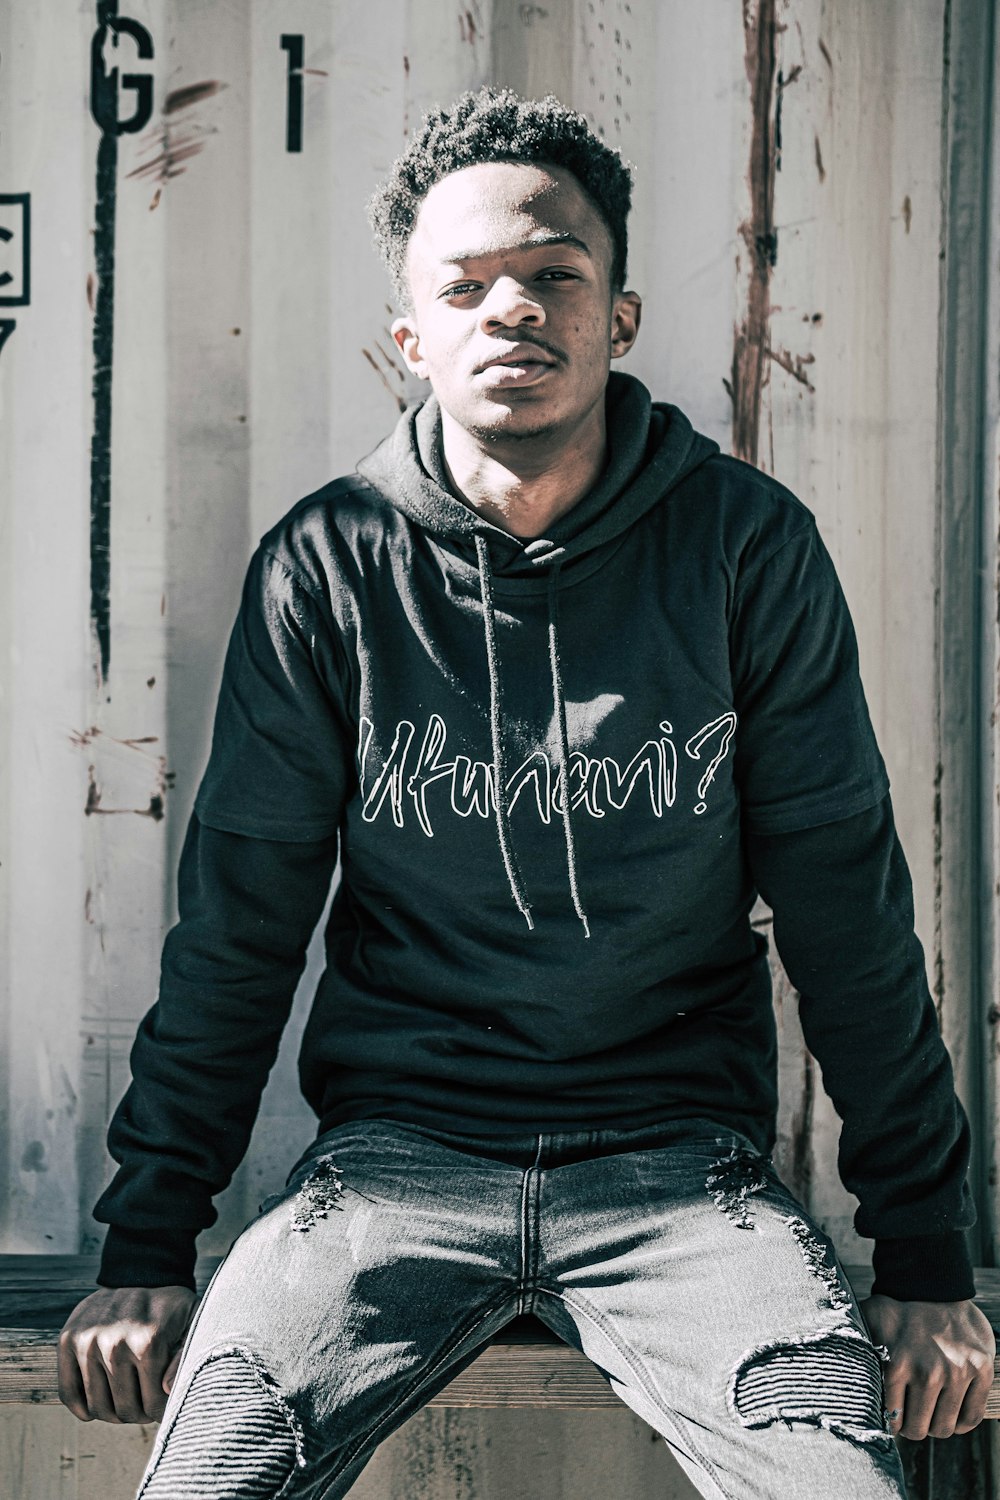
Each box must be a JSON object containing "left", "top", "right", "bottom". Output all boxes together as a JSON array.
[{"left": 440, "top": 231, "right": 593, "bottom": 265}]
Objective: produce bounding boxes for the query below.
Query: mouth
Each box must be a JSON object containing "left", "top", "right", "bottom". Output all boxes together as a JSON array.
[{"left": 476, "top": 346, "right": 559, "bottom": 387}]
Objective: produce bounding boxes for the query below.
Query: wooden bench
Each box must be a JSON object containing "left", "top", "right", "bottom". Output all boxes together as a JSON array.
[{"left": 3, "top": 1255, "right": 999, "bottom": 1412}]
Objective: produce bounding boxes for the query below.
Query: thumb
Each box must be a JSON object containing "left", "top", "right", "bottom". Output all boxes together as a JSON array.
[{"left": 162, "top": 1348, "right": 183, "bottom": 1396}]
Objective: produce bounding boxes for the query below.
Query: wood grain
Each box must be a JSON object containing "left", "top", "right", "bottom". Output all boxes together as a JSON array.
[{"left": 2, "top": 1257, "right": 998, "bottom": 1412}]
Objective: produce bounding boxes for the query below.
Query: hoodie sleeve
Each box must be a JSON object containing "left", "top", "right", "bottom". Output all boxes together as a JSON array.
[
  {"left": 745, "top": 799, "right": 976, "bottom": 1302},
  {"left": 94, "top": 816, "right": 339, "bottom": 1288},
  {"left": 729, "top": 519, "right": 975, "bottom": 1300},
  {"left": 93, "top": 546, "right": 351, "bottom": 1287}
]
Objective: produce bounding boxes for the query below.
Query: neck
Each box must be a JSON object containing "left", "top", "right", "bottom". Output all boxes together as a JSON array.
[{"left": 439, "top": 396, "right": 607, "bottom": 540}]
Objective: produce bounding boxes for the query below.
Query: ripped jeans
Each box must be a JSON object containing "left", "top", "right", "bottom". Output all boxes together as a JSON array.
[{"left": 134, "top": 1117, "right": 908, "bottom": 1500}]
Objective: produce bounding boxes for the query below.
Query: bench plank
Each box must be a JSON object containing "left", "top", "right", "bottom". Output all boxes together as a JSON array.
[{"left": 2, "top": 1256, "right": 998, "bottom": 1412}]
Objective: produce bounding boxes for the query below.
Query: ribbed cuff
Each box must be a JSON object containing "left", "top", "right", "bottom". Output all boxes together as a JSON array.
[
  {"left": 871, "top": 1232, "right": 976, "bottom": 1302},
  {"left": 97, "top": 1224, "right": 199, "bottom": 1291}
]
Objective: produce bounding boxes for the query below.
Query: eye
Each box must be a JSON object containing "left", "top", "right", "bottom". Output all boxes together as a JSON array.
[
  {"left": 537, "top": 270, "right": 579, "bottom": 281},
  {"left": 440, "top": 282, "right": 480, "bottom": 299}
]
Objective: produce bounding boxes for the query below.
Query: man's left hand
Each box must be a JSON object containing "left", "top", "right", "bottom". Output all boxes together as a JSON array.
[{"left": 860, "top": 1295, "right": 995, "bottom": 1440}]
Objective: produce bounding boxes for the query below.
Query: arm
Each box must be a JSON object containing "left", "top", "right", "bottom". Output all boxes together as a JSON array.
[
  {"left": 59, "top": 817, "right": 338, "bottom": 1422},
  {"left": 746, "top": 802, "right": 994, "bottom": 1438},
  {"left": 61, "top": 544, "right": 351, "bottom": 1420},
  {"left": 95, "top": 815, "right": 339, "bottom": 1289}
]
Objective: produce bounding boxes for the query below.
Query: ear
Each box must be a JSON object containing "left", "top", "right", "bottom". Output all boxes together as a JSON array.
[
  {"left": 391, "top": 315, "right": 430, "bottom": 380},
  {"left": 610, "top": 291, "right": 642, "bottom": 361}
]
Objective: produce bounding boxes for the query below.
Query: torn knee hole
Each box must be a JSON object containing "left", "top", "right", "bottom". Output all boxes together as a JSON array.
[
  {"left": 140, "top": 1347, "right": 306, "bottom": 1498},
  {"left": 291, "top": 1153, "right": 345, "bottom": 1231},
  {"left": 729, "top": 1327, "right": 892, "bottom": 1448},
  {"left": 706, "top": 1140, "right": 770, "bottom": 1229}
]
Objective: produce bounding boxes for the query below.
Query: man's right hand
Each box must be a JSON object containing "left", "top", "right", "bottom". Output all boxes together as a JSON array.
[{"left": 58, "top": 1285, "right": 198, "bottom": 1423}]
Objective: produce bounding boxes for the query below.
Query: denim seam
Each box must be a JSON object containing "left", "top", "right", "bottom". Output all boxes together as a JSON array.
[
  {"left": 318, "top": 1294, "right": 516, "bottom": 1499},
  {"left": 518, "top": 1141, "right": 543, "bottom": 1315},
  {"left": 535, "top": 1286, "right": 738, "bottom": 1500}
]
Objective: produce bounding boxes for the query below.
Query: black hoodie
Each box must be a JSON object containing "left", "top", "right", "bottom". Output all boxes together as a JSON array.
[{"left": 94, "top": 372, "right": 976, "bottom": 1299}]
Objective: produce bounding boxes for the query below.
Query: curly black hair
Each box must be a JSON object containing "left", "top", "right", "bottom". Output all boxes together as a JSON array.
[{"left": 368, "top": 86, "right": 633, "bottom": 310}]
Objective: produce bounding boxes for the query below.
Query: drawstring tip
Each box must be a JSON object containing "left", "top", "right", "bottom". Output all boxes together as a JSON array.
[
  {"left": 523, "top": 909, "right": 535, "bottom": 932},
  {"left": 580, "top": 915, "right": 591, "bottom": 939}
]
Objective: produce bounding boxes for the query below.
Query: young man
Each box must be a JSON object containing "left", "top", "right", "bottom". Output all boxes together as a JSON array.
[{"left": 60, "top": 88, "right": 994, "bottom": 1498}]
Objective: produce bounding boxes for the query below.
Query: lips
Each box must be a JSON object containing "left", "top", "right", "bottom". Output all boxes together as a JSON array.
[
  {"left": 475, "top": 345, "right": 559, "bottom": 387},
  {"left": 477, "top": 344, "right": 558, "bottom": 374}
]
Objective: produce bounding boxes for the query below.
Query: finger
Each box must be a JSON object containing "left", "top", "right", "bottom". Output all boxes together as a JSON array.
[
  {"left": 926, "top": 1376, "right": 972, "bottom": 1439},
  {"left": 954, "top": 1361, "right": 995, "bottom": 1434},
  {"left": 81, "top": 1342, "right": 121, "bottom": 1424},
  {"left": 881, "top": 1374, "right": 907, "bottom": 1437},
  {"left": 162, "top": 1344, "right": 183, "bottom": 1396},
  {"left": 134, "top": 1335, "right": 171, "bottom": 1422},
  {"left": 104, "top": 1347, "right": 147, "bottom": 1423},
  {"left": 899, "top": 1377, "right": 945, "bottom": 1443},
  {"left": 57, "top": 1334, "right": 92, "bottom": 1422}
]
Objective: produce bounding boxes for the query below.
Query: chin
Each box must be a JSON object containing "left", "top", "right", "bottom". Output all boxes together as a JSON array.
[{"left": 465, "top": 397, "right": 566, "bottom": 443}]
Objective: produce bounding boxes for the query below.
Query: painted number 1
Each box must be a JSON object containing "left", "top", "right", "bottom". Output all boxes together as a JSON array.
[{"left": 280, "top": 34, "right": 304, "bottom": 152}]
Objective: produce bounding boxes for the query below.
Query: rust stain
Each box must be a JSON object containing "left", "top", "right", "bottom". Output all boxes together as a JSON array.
[
  {"left": 127, "top": 81, "right": 227, "bottom": 207},
  {"left": 814, "top": 134, "right": 826, "bottom": 183},
  {"left": 301, "top": 68, "right": 328, "bottom": 77},
  {"left": 70, "top": 726, "right": 159, "bottom": 750},
  {"left": 729, "top": 0, "right": 781, "bottom": 468},
  {"left": 374, "top": 339, "right": 405, "bottom": 382},
  {"left": 86, "top": 273, "right": 96, "bottom": 313},
  {"left": 769, "top": 346, "right": 816, "bottom": 393},
  {"left": 163, "top": 80, "right": 228, "bottom": 115},
  {"left": 84, "top": 760, "right": 173, "bottom": 822},
  {"left": 363, "top": 348, "right": 408, "bottom": 412},
  {"left": 818, "top": 36, "right": 833, "bottom": 70},
  {"left": 902, "top": 194, "right": 912, "bottom": 233},
  {"left": 459, "top": 9, "right": 479, "bottom": 44}
]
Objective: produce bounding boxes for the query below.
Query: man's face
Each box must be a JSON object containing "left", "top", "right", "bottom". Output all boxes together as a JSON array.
[{"left": 391, "top": 161, "right": 641, "bottom": 443}]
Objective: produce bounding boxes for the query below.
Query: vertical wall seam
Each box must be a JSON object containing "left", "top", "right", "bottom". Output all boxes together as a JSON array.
[{"left": 935, "top": 0, "right": 997, "bottom": 1267}]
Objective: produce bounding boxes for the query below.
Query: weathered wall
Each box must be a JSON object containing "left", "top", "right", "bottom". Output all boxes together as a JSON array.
[{"left": 1, "top": 1, "right": 997, "bottom": 1495}]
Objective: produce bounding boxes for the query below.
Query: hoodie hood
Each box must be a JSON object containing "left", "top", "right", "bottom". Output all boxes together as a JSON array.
[{"left": 356, "top": 370, "right": 720, "bottom": 577}]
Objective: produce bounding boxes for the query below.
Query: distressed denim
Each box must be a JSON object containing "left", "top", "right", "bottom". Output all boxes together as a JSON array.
[{"left": 135, "top": 1117, "right": 908, "bottom": 1499}]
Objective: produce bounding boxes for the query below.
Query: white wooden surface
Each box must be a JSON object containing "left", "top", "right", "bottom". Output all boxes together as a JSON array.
[{"left": 1, "top": 1, "right": 997, "bottom": 1495}]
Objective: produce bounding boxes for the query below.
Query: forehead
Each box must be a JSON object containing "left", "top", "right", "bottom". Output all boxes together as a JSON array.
[{"left": 408, "top": 160, "right": 608, "bottom": 271}]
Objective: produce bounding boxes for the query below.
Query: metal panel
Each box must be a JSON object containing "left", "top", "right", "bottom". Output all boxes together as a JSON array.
[{"left": 1, "top": 0, "right": 996, "bottom": 1495}]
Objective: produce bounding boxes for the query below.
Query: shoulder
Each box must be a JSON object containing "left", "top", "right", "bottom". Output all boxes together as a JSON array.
[
  {"left": 693, "top": 452, "right": 815, "bottom": 535},
  {"left": 251, "top": 473, "right": 402, "bottom": 604},
  {"left": 666, "top": 450, "right": 821, "bottom": 592}
]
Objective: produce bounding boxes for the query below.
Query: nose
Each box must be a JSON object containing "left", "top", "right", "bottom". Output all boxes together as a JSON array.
[{"left": 479, "top": 276, "right": 545, "bottom": 331}]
